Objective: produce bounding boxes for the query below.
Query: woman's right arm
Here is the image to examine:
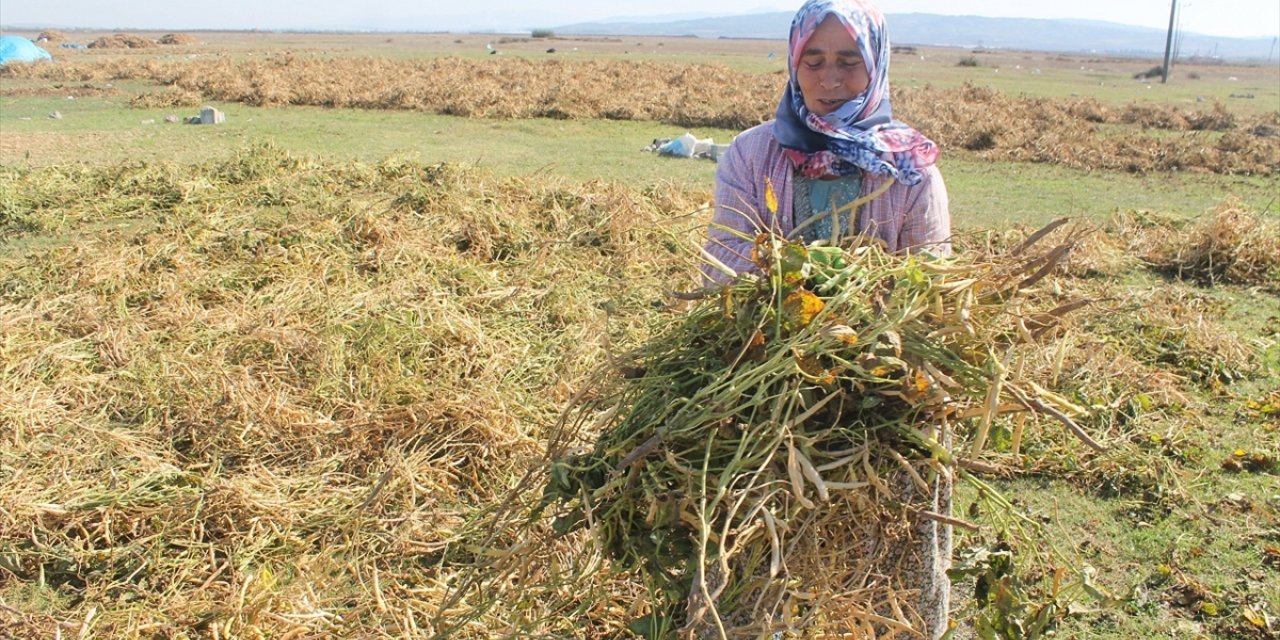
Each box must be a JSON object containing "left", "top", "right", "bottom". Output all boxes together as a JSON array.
[{"left": 702, "top": 138, "right": 772, "bottom": 284}]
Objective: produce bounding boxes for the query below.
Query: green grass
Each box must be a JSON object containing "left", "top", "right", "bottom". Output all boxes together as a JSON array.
[
  {"left": 970, "top": 399, "right": 1280, "bottom": 639},
  {"left": 948, "top": 263, "right": 1280, "bottom": 639},
  {"left": 0, "top": 93, "right": 736, "bottom": 188},
  {"left": 941, "top": 157, "right": 1278, "bottom": 228}
]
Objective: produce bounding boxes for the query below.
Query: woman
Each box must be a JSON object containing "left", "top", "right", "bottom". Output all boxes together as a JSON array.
[
  {"left": 701, "top": 2, "right": 953, "bottom": 637},
  {"left": 702, "top": 0, "right": 950, "bottom": 283}
]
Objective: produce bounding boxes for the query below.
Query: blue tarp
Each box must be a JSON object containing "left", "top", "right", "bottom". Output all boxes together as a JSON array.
[{"left": 0, "top": 35, "right": 53, "bottom": 64}]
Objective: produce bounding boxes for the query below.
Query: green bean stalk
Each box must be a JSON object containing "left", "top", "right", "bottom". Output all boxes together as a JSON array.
[{"left": 537, "top": 223, "right": 1103, "bottom": 637}]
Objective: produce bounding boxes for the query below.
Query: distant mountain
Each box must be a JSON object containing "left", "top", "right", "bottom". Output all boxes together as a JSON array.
[
  {"left": 591, "top": 12, "right": 727, "bottom": 24},
  {"left": 554, "top": 12, "right": 1278, "bottom": 61},
  {"left": 557, "top": 11, "right": 791, "bottom": 40}
]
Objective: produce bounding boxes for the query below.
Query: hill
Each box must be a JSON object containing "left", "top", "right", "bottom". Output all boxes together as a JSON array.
[{"left": 556, "top": 12, "right": 1278, "bottom": 61}]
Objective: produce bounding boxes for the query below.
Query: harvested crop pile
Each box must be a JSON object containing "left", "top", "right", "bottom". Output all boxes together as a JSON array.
[
  {"left": 87, "top": 33, "right": 156, "bottom": 49},
  {"left": 37, "top": 30, "right": 67, "bottom": 43},
  {"left": 1069, "top": 202, "right": 1280, "bottom": 289},
  {"left": 158, "top": 33, "right": 198, "bottom": 45},
  {"left": 1158, "top": 201, "right": 1280, "bottom": 287},
  {"left": 443, "top": 220, "right": 1108, "bottom": 637},
  {"left": 128, "top": 85, "right": 203, "bottom": 108},
  {"left": 894, "top": 84, "right": 1280, "bottom": 175},
  {"left": 5, "top": 56, "right": 1274, "bottom": 174},
  {"left": 0, "top": 56, "right": 773, "bottom": 128}
]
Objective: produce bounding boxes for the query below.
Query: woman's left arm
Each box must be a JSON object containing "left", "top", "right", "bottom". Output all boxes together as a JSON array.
[{"left": 897, "top": 165, "right": 952, "bottom": 256}]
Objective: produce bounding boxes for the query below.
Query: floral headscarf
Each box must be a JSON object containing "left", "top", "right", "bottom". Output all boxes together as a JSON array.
[{"left": 773, "top": 0, "right": 938, "bottom": 185}]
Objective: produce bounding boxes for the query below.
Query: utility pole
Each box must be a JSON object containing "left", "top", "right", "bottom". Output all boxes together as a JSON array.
[{"left": 1161, "top": 0, "right": 1178, "bottom": 83}]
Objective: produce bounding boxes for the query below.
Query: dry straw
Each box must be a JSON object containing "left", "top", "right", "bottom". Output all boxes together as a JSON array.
[
  {"left": 87, "top": 34, "right": 158, "bottom": 49},
  {"left": 0, "top": 145, "right": 708, "bottom": 638},
  {"left": 1160, "top": 200, "right": 1280, "bottom": 287},
  {"left": 3, "top": 56, "right": 1276, "bottom": 174},
  {"left": 1, "top": 147, "right": 1271, "bottom": 639}
]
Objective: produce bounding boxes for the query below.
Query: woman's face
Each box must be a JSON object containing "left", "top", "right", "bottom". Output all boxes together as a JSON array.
[{"left": 795, "top": 14, "right": 870, "bottom": 116}]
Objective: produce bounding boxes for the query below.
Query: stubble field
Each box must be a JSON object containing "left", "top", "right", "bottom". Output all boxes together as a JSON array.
[{"left": 1, "top": 30, "right": 1278, "bottom": 640}]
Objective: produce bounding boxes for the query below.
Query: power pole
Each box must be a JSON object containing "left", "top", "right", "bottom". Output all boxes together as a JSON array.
[{"left": 1161, "top": 0, "right": 1178, "bottom": 83}]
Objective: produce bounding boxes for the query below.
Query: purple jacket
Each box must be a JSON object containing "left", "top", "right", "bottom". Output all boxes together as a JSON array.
[{"left": 702, "top": 120, "right": 951, "bottom": 283}]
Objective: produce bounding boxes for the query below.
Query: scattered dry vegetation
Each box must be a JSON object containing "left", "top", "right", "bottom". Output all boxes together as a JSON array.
[
  {"left": 0, "top": 82, "right": 119, "bottom": 98},
  {"left": 0, "top": 145, "right": 705, "bottom": 638},
  {"left": 2, "top": 146, "right": 1275, "bottom": 638},
  {"left": 3, "top": 57, "right": 1276, "bottom": 174}
]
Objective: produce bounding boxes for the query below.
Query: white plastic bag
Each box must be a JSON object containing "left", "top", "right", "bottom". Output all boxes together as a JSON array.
[{"left": 658, "top": 132, "right": 698, "bottom": 158}]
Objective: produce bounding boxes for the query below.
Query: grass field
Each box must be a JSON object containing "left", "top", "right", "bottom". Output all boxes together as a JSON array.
[{"left": 1, "top": 30, "right": 1278, "bottom": 640}]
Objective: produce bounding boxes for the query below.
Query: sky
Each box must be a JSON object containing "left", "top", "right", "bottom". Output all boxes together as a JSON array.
[{"left": 1, "top": 1, "right": 1277, "bottom": 39}]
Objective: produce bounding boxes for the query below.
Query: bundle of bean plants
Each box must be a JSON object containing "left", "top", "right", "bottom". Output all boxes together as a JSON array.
[{"left": 446, "top": 216, "right": 1107, "bottom": 639}]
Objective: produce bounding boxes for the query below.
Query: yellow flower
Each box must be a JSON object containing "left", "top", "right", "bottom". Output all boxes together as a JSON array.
[
  {"left": 764, "top": 176, "right": 778, "bottom": 215},
  {"left": 783, "top": 289, "right": 824, "bottom": 329}
]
